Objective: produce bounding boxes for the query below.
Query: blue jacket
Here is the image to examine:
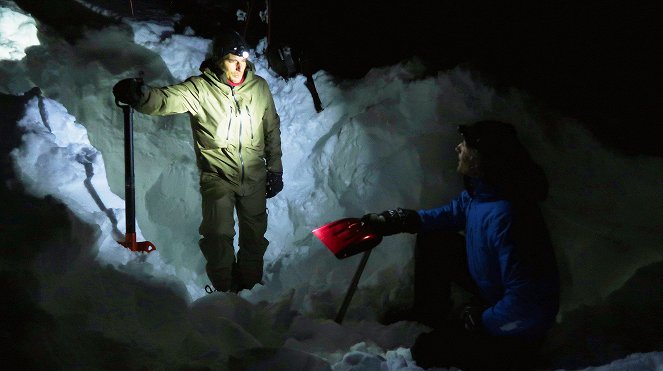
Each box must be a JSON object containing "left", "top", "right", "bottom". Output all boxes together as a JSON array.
[{"left": 417, "top": 179, "right": 559, "bottom": 338}]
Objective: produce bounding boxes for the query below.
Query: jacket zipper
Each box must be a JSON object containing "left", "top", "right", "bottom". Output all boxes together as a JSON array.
[
  {"left": 246, "top": 105, "right": 253, "bottom": 141},
  {"left": 231, "top": 87, "right": 245, "bottom": 185},
  {"left": 226, "top": 106, "right": 233, "bottom": 140}
]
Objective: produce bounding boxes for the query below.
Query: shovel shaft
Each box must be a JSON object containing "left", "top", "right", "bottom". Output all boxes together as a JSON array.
[
  {"left": 114, "top": 81, "right": 155, "bottom": 254},
  {"left": 122, "top": 105, "right": 136, "bottom": 235},
  {"left": 335, "top": 249, "right": 372, "bottom": 324}
]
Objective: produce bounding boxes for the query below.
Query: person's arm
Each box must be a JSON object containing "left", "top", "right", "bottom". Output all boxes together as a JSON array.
[
  {"left": 135, "top": 79, "right": 202, "bottom": 116},
  {"left": 261, "top": 81, "right": 282, "bottom": 173},
  {"left": 417, "top": 192, "right": 469, "bottom": 233},
  {"left": 362, "top": 192, "right": 469, "bottom": 236}
]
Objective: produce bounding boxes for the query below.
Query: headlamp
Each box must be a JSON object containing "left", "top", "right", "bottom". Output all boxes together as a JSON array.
[{"left": 229, "top": 46, "right": 250, "bottom": 59}]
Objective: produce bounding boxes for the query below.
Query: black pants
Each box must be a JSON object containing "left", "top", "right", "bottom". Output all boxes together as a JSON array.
[
  {"left": 412, "top": 231, "right": 542, "bottom": 370},
  {"left": 414, "top": 231, "right": 480, "bottom": 327},
  {"left": 199, "top": 174, "right": 268, "bottom": 291}
]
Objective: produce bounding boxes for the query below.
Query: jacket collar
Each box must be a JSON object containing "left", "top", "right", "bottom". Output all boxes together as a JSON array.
[
  {"left": 200, "top": 59, "right": 256, "bottom": 90},
  {"left": 465, "top": 177, "right": 505, "bottom": 201}
]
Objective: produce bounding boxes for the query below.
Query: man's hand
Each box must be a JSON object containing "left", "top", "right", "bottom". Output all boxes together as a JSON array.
[
  {"left": 266, "top": 171, "right": 283, "bottom": 198},
  {"left": 113, "top": 78, "right": 144, "bottom": 107},
  {"left": 360, "top": 208, "right": 421, "bottom": 236}
]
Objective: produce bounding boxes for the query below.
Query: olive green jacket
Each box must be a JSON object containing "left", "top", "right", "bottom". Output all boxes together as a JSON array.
[{"left": 135, "top": 61, "right": 282, "bottom": 196}]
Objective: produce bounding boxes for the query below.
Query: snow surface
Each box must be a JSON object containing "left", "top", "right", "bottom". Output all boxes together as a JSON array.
[
  {"left": 2, "top": 3, "right": 662, "bottom": 370},
  {"left": 0, "top": 2, "right": 39, "bottom": 61}
]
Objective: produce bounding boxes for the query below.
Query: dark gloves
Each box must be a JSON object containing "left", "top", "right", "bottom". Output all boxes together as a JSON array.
[
  {"left": 266, "top": 171, "right": 283, "bottom": 198},
  {"left": 113, "top": 78, "right": 144, "bottom": 107},
  {"left": 461, "top": 305, "right": 486, "bottom": 332},
  {"left": 360, "top": 208, "right": 422, "bottom": 236}
]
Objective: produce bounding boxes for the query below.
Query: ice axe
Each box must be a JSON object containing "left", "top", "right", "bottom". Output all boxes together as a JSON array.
[
  {"left": 115, "top": 93, "right": 156, "bottom": 253},
  {"left": 312, "top": 218, "right": 382, "bottom": 323}
]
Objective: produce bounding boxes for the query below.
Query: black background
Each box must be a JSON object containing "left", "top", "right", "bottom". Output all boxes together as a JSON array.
[
  {"left": 260, "top": 1, "right": 660, "bottom": 157},
  {"left": 13, "top": 0, "right": 661, "bottom": 156}
]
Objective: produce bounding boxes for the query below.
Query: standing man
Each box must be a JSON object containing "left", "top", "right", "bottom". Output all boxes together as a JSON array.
[
  {"left": 362, "top": 121, "right": 559, "bottom": 369},
  {"left": 113, "top": 29, "right": 283, "bottom": 293}
]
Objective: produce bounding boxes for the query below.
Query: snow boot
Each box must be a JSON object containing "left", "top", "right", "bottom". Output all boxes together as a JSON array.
[
  {"left": 232, "top": 261, "right": 263, "bottom": 292},
  {"left": 206, "top": 266, "right": 233, "bottom": 292}
]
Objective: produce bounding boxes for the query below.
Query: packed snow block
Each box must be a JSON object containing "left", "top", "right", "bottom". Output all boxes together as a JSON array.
[
  {"left": 540, "top": 260, "right": 663, "bottom": 369},
  {"left": 228, "top": 347, "right": 331, "bottom": 371},
  {"left": 11, "top": 0, "right": 119, "bottom": 43},
  {"left": 0, "top": 5, "right": 40, "bottom": 61},
  {"left": 593, "top": 352, "right": 663, "bottom": 370},
  {"left": 182, "top": 315, "right": 262, "bottom": 365},
  {"left": 334, "top": 351, "right": 384, "bottom": 370},
  {"left": 190, "top": 291, "right": 297, "bottom": 348}
]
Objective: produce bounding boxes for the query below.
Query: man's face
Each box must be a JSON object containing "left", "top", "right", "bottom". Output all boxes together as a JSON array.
[
  {"left": 456, "top": 140, "right": 482, "bottom": 177},
  {"left": 219, "top": 54, "right": 247, "bottom": 83}
]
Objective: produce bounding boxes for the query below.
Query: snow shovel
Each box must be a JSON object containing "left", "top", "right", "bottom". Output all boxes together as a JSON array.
[
  {"left": 115, "top": 99, "right": 156, "bottom": 253},
  {"left": 312, "top": 218, "right": 382, "bottom": 323}
]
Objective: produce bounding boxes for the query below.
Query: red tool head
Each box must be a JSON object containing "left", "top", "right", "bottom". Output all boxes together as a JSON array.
[
  {"left": 312, "top": 218, "right": 382, "bottom": 259},
  {"left": 118, "top": 233, "right": 156, "bottom": 253}
]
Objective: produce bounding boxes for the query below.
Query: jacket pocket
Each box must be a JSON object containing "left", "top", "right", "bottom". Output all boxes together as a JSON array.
[
  {"left": 244, "top": 105, "right": 265, "bottom": 151},
  {"left": 195, "top": 124, "right": 226, "bottom": 150},
  {"left": 199, "top": 147, "right": 239, "bottom": 179}
]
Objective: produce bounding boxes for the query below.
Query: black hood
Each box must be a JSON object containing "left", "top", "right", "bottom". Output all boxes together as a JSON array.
[{"left": 460, "top": 121, "right": 548, "bottom": 202}]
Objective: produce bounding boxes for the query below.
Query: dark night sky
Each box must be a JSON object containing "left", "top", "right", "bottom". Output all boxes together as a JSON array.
[
  {"left": 12, "top": 0, "right": 662, "bottom": 157},
  {"left": 267, "top": 1, "right": 661, "bottom": 157}
]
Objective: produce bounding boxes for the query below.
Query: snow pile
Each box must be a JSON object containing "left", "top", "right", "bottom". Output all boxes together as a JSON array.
[
  {"left": 0, "top": 4, "right": 39, "bottom": 61},
  {"left": 128, "top": 20, "right": 211, "bottom": 81},
  {"left": 578, "top": 352, "right": 663, "bottom": 371},
  {"left": 10, "top": 94, "right": 184, "bottom": 287}
]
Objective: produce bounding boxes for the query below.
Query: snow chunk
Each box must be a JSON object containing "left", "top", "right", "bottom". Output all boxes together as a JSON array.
[
  {"left": 331, "top": 343, "right": 422, "bottom": 371},
  {"left": 578, "top": 351, "right": 663, "bottom": 371},
  {"left": 0, "top": 5, "right": 40, "bottom": 61},
  {"left": 128, "top": 21, "right": 210, "bottom": 81},
  {"left": 11, "top": 95, "right": 180, "bottom": 285}
]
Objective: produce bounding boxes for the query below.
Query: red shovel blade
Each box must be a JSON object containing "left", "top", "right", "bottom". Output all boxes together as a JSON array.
[
  {"left": 312, "top": 218, "right": 382, "bottom": 259},
  {"left": 117, "top": 233, "right": 157, "bottom": 253}
]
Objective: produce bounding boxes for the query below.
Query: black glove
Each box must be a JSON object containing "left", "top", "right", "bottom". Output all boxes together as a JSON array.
[
  {"left": 113, "top": 78, "right": 144, "bottom": 107},
  {"left": 461, "top": 305, "right": 486, "bottom": 332},
  {"left": 360, "top": 208, "right": 421, "bottom": 236},
  {"left": 266, "top": 171, "right": 283, "bottom": 198}
]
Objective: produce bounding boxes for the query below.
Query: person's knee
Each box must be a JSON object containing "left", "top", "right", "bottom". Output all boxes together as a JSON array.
[
  {"left": 238, "top": 209, "right": 267, "bottom": 232},
  {"left": 199, "top": 234, "right": 236, "bottom": 267},
  {"left": 199, "top": 233, "right": 234, "bottom": 249},
  {"left": 237, "top": 212, "right": 268, "bottom": 253},
  {"left": 199, "top": 219, "right": 236, "bottom": 238}
]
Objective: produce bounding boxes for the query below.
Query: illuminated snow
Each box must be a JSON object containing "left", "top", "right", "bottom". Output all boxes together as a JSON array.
[{"left": 0, "top": 5, "right": 39, "bottom": 61}]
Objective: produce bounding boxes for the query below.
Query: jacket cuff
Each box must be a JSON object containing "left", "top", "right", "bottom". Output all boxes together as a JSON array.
[{"left": 266, "top": 158, "right": 283, "bottom": 173}]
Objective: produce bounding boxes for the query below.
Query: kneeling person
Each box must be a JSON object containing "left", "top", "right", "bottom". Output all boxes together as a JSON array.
[{"left": 362, "top": 121, "right": 559, "bottom": 369}]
